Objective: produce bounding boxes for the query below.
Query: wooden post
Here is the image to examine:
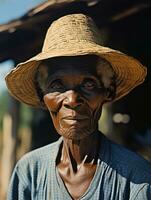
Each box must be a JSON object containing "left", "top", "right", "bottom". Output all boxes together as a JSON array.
[{"left": 0, "top": 97, "right": 20, "bottom": 200}]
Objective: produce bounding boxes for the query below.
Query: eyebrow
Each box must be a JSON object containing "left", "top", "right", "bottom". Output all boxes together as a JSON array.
[{"left": 47, "top": 73, "right": 100, "bottom": 81}]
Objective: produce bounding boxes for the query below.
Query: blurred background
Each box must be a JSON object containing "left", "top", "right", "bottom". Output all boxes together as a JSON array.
[{"left": 0, "top": 0, "right": 151, "bottom": 199}]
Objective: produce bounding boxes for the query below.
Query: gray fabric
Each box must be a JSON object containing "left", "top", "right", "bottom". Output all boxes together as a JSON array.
[{"left": 7, "top": 134, "right": 151, "bottom": 200}]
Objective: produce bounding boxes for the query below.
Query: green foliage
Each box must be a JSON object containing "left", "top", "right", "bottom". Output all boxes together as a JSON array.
[
  {"left": 20, "top": 104, "right": 32, "bottom": 128},
  {"left": 0, "top": 91, "right": 9, "bottom": 130}
]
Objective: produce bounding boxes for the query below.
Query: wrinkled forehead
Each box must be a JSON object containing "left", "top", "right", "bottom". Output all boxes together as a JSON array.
[{"left": 37, "top": 55, "right": 115, "bottom": 85}]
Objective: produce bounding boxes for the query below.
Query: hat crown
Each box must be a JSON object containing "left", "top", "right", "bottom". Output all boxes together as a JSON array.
[{"left": 42, "top": 14, "right": 103, "bottom": 52}]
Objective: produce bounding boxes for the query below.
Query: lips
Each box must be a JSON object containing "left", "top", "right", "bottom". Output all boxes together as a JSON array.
[
  {"left": 62, "top": 115, "right": 89, "bottom": 120},
  {"left": 62, "top": 117, "right": 88, "bottom": 126}
]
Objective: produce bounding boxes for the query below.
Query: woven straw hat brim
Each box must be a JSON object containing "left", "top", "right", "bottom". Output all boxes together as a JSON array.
[{"left": 5, "top": 42, "right": 147, "bottom": 108}]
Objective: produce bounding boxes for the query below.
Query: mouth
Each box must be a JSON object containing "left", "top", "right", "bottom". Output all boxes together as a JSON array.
[{"left": 62, "top": 116, "right": 89, "bottom": 121}]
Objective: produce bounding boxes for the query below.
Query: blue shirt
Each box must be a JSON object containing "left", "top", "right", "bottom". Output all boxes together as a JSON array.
[{"left": 7, "top": 134, "right": 151, "bottom": 200}]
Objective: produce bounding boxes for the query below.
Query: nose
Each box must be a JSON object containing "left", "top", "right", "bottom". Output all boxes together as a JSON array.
[{"left": 63, "top": 90, "right": 84, "bottom": 109}]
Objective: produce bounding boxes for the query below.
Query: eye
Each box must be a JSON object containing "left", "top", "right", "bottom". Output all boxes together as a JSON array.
[
  {"left": 82, "top": 79, "right": 97, "bottom": 90},
  {"left": 48, "top": 79, "right": 64, "bottom": 90}
]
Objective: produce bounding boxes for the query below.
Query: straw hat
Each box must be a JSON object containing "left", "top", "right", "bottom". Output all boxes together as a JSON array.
[{"left": 5, "top": 14, "right": 147, "bottom": 108}]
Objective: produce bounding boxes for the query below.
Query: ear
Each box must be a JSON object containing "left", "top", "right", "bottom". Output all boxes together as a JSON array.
[
  {"left": 37, "top": 63, "right": 49, "bottom": 89},
  {"left": 104, "top": 86, "right": 116, "bottom": 102},
  {"left": 96, "top": 57, "right": 116, "bottom": 102}
]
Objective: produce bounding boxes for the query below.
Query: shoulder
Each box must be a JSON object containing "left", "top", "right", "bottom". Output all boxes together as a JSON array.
[
  {"left": 106, "top": 137, "right": 151, "bottom": 183},
  {"left": 15, "top": 137, "right": 62, "bottom": 174}
]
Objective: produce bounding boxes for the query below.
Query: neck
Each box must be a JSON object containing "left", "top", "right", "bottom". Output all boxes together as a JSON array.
[{"left": 60, "top": 130, "right": 101, "bottom": 172}]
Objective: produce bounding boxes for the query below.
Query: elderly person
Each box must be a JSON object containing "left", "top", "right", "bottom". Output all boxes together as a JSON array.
[{"left": 6, "top": 14, "right": 151, "bottom": 200}]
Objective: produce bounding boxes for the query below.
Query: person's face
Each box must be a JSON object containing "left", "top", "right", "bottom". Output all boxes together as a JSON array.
[{"left": 40, "top": 56, "right": 114, "bottom": 140}]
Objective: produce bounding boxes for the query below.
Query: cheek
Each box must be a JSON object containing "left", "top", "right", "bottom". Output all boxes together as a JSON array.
[
  {"left": 43, "top": 92, "right": 64, "bottom": 112},
  {"left": 43, "top": 93, "right": 65, "bottom": 130},
  {"left": 87, "top": 94, "right": 105, "bottom": 123},
  {"left": 88, "top": 94, "right": 105, "bottom": 112}
]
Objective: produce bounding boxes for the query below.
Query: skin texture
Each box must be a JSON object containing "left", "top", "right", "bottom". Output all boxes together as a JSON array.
[{"left": 37, "top": 55, "right": 115, "bottom": 200}]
